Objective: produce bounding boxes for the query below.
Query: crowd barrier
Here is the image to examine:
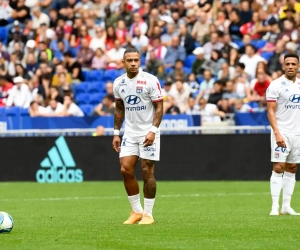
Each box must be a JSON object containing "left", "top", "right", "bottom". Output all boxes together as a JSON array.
[
  {"left": 0, "top": 134, "right": 272, "bottom": 182},
  {"left": 0, "top": 112, "right": 269, "bottom": 130}
]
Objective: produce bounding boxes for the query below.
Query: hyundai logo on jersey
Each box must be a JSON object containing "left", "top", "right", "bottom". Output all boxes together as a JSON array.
[
  {"left": 125, "top": 95, "right": 141, "bottom": 105},
  {"left": 289, "top": 94, "right": 300, "bottom": 103}
]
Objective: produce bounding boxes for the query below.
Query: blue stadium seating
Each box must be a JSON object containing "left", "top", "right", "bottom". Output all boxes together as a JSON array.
[
  {"left": 87, "top": 70, "right": 104, "bottom": 81},
  {"left": 183, "top": 67, "right": 192, "bottom": 75},
  {"left": 70, "top": 47, "right": 79, "bottom": 57},
  {"left": 88, "top": 81, "right": 106, "bottom": 93},
  {"left": 184, "top": 55, "right": 196, "bottom": 68},
  {"left": 140, "top": 56, "right": 146, "bottom": 66},
  {"left": 6, "top": 107, "right": 21, "bottom": 116},
  {"left": 197, "top": 77, "right": 204, "bottom": 83},
  {"left": 254, "top": 39, "right": 267, "bottom": 49},
  {"left": 81, "top": 70, "right": 89, "bottom": 81},
  {"left": 103, "top": 70, "right": 117, "bottom": 81},
  {"left": 248, "top": 102, "right": 259, "bottom": 108},
  {"left": 159, "top": 79, "right": 166, "bottom": 88},
  {"left": 261, "top": 51, "right": 274, "bottom": 60},
  {"left": 0, "top": 27, "right": 8, "bottom": 45},
  {"left": 74, "top": 82, "right": 89, "bottom": 95},
  {"left": 79, "top": 104, "right": 94, "bottom": 116},
  {"left": 165, "top": 67, "right": 172, "bottom": 74},
  {"left": 75, "top": 93, "right": 90, "bottom": 105},
  {"left": 89, "top": 93, "right": 106, "bottom": 105},
  {"left": 20, "top": 108, "right": 29, "bottom": 116}
]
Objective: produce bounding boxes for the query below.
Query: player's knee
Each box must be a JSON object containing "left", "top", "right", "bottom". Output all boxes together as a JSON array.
[
  {"left": 120, "top": 165, "right": 134, "bottom": 177},
  {"left": 286, "top": 164, "right": 297, "bottom": 173},
  {"left": 273, "top": 163, "right": 284, "bottom": 173}
]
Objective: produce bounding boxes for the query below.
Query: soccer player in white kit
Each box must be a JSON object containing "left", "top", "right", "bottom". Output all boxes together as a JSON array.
[
  {"left": 267, "top": 53, "right": 300, "bottom": 216},
  {"left": 112, "top": 48, "right": 163, "bottom": 224}
]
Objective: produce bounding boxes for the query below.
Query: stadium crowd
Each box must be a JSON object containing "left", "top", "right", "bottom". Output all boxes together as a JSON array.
[{"left": 0, "top": 0, "right": 299, "bottom": 121}]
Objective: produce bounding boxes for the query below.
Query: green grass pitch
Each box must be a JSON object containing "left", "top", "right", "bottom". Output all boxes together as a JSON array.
[{"left": 1, "top": 181, "right": 300, "bottom": 250}]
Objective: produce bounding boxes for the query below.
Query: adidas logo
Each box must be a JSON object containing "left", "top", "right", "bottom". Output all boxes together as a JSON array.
[
  {"left": 36, "top": 136, "right": 83, "bottom": 183},
  {"left": 150, "top": 153, "right": 155, "bottom": 157}
]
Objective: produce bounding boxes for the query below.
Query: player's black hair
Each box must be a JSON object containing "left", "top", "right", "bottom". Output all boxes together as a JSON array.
[
  {"left": 284, "top": 52, "right": 299, "bottom": 62},
  {"left": 123, "top": 48, "right": 140, "bottom": 59}
]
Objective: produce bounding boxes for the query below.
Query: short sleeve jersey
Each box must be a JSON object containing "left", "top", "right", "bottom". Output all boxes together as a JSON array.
[
  {"left": 266, "top": 75, "right": 300, "bottom": 135},
  {"left": 113, "top": 71, "right": 163, "bottom": 141}
]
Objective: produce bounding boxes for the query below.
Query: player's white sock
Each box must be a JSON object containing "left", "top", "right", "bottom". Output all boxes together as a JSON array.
[
  {"left": 270, "top": 171, "right": 283, "bottom": 207},
  {"left": 128, "top": 194, "right": 143, "bottom": 213},
  {"left": 282, "top": 171, "right": 296, "bottom": 208},
  {"left": 144, "top": 198, "right": 155, "bottom": 217}
]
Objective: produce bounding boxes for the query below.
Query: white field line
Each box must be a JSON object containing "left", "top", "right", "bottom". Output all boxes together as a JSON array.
[{"left": 0, "top": 192, "right": 269, "bottom": 202}]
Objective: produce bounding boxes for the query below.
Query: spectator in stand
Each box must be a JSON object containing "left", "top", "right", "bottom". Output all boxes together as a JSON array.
[
  {"left": 130, "top": 12, "right": 148, "bottom": 36},
  {"left": 91, "top": 48, "right": 107, "bottom": 70},
  {"left": 57, "top": 72, "right": 74, "bottom": 99},
  {"left": 15, "top": 63, "right": 30, "bottom": 83},
  {"left": 31, "top": 6, "right": 50, "bottom": 29},
  {"left": 71, "top": 25, "right": 92, "bottom": 48},
  {"left": 106, "top": 40, "right": 126, "bottom": 70},
  {"left": 90, "top": 27, "right": 106, "bottom": 52},
  {"left": 104, "top": 5, "right": 118, "bottom": 29},
  {"left": 63, "top": 52, "right": 83, "bottom": 82},
  {"left": 74, "top": 0, "right": 94, "bottom": 18},
  {"left": 0, "top": 0, "right": 12, "bottom": 26},
  {"left": 196, "top": 69, "right": 215, "bottom": 102},
  {"left": 260, "top": 19, "right": 281, "bottom": 53},
  {"left": 239, "top": 45, "right": 266, "bottom": 79},
  {"left": 161, "top": 23, "right": 178, "bottom": 47},
  {"left": 6, "top": 76, "right": 32, "bottom": 108},
  {"left": 207, "top": 80, "right": 224, "bottom": 105},
  {"left": 36, "top": 73, "right": 51, "bottom": 105},
  {"left": 45, "top": 98, "right": 64, "bottom": 115},
  {"left": 0, "top": 75, "right": 13, "bottom": 106},
  {"left": 50, "top": 29, "right": 70, "bottom": 55},
  {"left": 186, "top": 73, "right": 200, "bottom": 93},
  {"left": 192, "top": 47, "right": 205, "bottom": 76},
  {"left": 202, "top": 49, "right": 226, "bottom": 76},
  {"left": 105, "top": 26, "right": 117, "bottom": 51},
  {"left": 240, "top": 12, "right": 261, "bottom": 40},
  {"left": 11, "top": 0, "right": 31, "bottom": 24},
  {"left": 60, "top": 94, "right": 84, "bottom": 117},
  {"left": 218, "top": 62, "right": 235, "bottom": 81},
  {"left": 0, "top": 42, "right": 9, "bottom": 61},
  {"left": 28, "top": 100, "right": 47, "bottom": 117},
  {"left": 238, "top": 33, "right": 252, "bottom": 55},
  {"left": 267, "top": 40, "right": 285, "bottom": 74},
  {"left": 146, "top": 37, "right": 167, "bottom": 61},
  {"left": 197, "top": 97, "right": 225, "bottom": 122},
  {"left": 170, "top": 79, "right": 190, "bottom": 113},
  {"left": 146, "top": 50, "right": 166, "bottom": 80},
  {"left": 76, "top": 38, "right": 94, "bottom": 69},
  {"left": 8, "top": 52, "right": 18, "bottom": 77},
  {"left": 179, "top": 23, "right": 195, "bottom": 55},
  {"left": 105, "top": 81, "right": 113, "bottom": 95},
  {"left": 222, "top": 80, "right": 239, "bottom": 105},
  {"left": 250, "top": 70, "right": 270, "bottom": 105},
  {"left": 52, "top": 63, "right": 72, "bottom": 87},
  {"left": 185, "top": 96, "right": 200, "bottom": 115},
  {"left": 185, "top": 9, "right": 198, "bottom": 33},
  {"left": 164, "top": 36, "right": 186, "bottom": 68},
  {"left": 116, "top": 20, "right": 129, "bottom": 46},
  {"left": 131, "top": 26, "right": 149, "bottom": 55},
  {"left": 164, "top": 95, "right": 181, "bottom": 115},
  {"left": 202, "top": 32, "right": 224, "bottom": 60},
  {"left": 220, "top": 32, "right": 238, "bottom": 60},
  {"left": 228, "top": 9, "right": 243, "bottom": 40},
  {"left": 234, "top": 99, "right": 252, "bottom": 113},
  {"left": 168, "top": 60, "right": 188, "bottom": 82},
  {"left": 92, "top": 94, "right": 115, "bottom": 116},
  {"left": 191, "top": 11, "right": 210, "bottom": 44},
  {"left": 161, "top": 79, "right": 173, "bottom": 99}
]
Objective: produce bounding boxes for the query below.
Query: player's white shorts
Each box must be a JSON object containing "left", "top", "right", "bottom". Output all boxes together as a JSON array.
[
  {"left": 271, "top": 132, "right": 300, "bottom": 163},
  {"left": 119, "top": 133, "right": 160, "bottom": 161}
]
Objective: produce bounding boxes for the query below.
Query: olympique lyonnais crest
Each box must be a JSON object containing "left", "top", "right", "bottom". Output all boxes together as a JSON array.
[{"left": 136, "top": 86, "right": 143, "bottom": 94}]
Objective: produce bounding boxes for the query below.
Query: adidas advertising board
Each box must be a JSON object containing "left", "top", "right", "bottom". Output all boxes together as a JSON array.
[{"left": 36, "top": 136, "right": 83, "bottom": 183}]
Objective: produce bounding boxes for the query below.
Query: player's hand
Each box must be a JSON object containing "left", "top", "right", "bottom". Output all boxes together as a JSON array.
[
  {"left": 275, "top": 133, "right": 286, "bottom": 148},
  {"left": 112, "top": 135, "right": 121, "bottom": 152},
  {"left": 144, "top": 132, "right": 155, "bottom": 147}
]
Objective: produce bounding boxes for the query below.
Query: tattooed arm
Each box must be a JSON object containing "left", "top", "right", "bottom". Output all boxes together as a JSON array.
[
  {"left": 112, "top": 100, "right": 125, "bottom": 152},
  {"left": 143, "top": 100, "right": 163, "bottom": 147}
]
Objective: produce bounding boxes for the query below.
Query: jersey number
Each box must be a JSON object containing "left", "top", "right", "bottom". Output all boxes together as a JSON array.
[{"left": 275, "top": 146, "right": 286, "bottom": 153}]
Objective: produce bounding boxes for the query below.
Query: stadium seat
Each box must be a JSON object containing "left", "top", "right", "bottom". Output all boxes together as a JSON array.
[
  {"left": 254, "top": 39, "right": 267, "bottom": 49},
  {"left": 117, "top": 69, "right": 125, "bottom": 76},
  {"left": 74, "top": 82, "right": 89, "bottom": 95},
  {"left": 248, "top": 101, "right": 259, "bottom": 108},
  {"left": 197, "top": 77, "right": 204, "bottom": 83},
  {"left": 261, "top": 51, "right": 274, "bottom": 61},
  {"left": 5, "top": 107, "right": 21, "bottom": 116},
  {"left": 20, "top": 108, "right": 29, "bottom": 116},
  {"left": 87, "top": 70, "right": 104, "bottom": 81},
  {"left": 88, "top": 81, "right": 106, "bottom": 93},
  {"left": 75, "top": 93, "right": 90, "bottom": 105},
  {"left": 194, "top": 42, "right": 201, "bottom": 48},
  {"left": 233, "top": 40, "right": 243, "bottom": 48},
  {"left": 89, "top": 93, "right": 106, "bottom": 105},
  {"left": 79, "top": 104, "right": 94, "bottom": 116},
  {"left": 70, "top": 47, "right": 79, "bottom": 57},
  {"left": 159, "top": 79, "right": 165, "bottom": 88},
  {"left": 103, "top": 70, "right": 117, "bottom": 81},
  {"left": 183, "top": 67, "right": 192, "bottom": 75},
  {"left": 0, "top": 26, "right": 8, "bottom": 45},
  {"left": 81, "top": 70, "right": 89, "bottom": 81},
  {"left": 140, "top": 56, "right": 146, "bottom": 66},
  {"left": 184, "top": 55, "right": 196, "bottom": 68},
  {"left": 165, "top": 67, "right": 172, "bottom": 74}
]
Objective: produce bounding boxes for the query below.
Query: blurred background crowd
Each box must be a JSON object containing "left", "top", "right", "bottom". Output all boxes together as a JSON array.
[{"left": 0, "top": 0, "right": 299, "bottom": 122}]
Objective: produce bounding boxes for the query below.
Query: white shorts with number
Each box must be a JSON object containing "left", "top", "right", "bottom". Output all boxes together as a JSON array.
[
  {"left": 119, "top": 134, "right": 160, "bottom": 161},
  {"left": 271, "top": 132, "right": 300, "bottom": 163}
]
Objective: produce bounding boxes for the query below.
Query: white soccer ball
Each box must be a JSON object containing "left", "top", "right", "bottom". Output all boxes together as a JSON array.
[{"left": 0, "top": 211, "right": 14, "bottom": 233}]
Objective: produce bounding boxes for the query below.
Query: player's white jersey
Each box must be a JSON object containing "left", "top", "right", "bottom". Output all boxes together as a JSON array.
[
  {"left": 113, "top": 71, "right": 163, "bottom": 142},
  {"left": 266, "top": 75, "right": 300, "bottom": 135}
]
